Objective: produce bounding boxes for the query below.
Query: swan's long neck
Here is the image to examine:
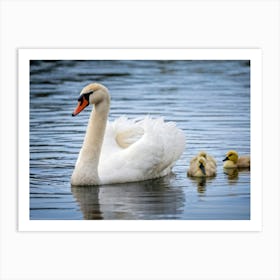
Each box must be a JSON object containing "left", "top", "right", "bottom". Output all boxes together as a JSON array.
[
  {"left": 84, "top": 101, "right": 109, "bottom": 160},
  {"left": 76, "top": 99, "right": 110, "bottom": 184}
]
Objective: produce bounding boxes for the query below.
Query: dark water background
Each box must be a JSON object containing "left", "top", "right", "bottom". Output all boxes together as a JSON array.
[{"left": 30, "top": 60, "right": 250, "bottom": 220}]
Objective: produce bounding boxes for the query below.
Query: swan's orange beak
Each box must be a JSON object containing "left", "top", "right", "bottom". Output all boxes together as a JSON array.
[{"left": 72, "top": 96, "right": 89, "bottom": 116}]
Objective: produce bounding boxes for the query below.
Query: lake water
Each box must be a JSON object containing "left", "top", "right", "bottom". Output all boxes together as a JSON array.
[{"left": 30, "top": 60, "right": 250, "bottom": 220}]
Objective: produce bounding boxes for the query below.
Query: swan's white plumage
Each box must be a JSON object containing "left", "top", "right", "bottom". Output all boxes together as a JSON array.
[
  {"left": 98, "top": 116, "right": 185, "bottom": 184},
  {"left": 71, "top": 83, "right": 185, "bottom": 185},
  {"left": 98, "top": 117, "right": 185, "bottom": 184}
]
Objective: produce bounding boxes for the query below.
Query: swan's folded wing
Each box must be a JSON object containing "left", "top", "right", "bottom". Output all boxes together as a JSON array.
[
  {"left": 115, "top": 126, "right": 144, "bottom": 148},
  {"left": 99, "top": 117, "right": 185, "bottom": 184}
]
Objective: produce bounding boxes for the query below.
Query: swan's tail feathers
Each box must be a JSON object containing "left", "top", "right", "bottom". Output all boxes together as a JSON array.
[
  {"left": 139, "top": 117, "right": 186, "bottom": 178},
  {"left": 131, "top": 116, "right": 186, "bottom": 160}
]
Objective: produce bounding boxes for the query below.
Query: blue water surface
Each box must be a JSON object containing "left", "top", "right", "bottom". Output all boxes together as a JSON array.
[{"left": 30, "top": 60, "right": 250, "bottom": 220}]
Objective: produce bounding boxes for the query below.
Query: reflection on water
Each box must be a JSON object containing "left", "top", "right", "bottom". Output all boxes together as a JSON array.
[
  {"left": 188, "top": 177, "right": 216, "bottom": 194},
  {"left": 71, "top": 185, "right": 101, "bottom": 219},
  {"left": 71, "top": 176, "right": 185, "bottom": 220},
  {"left": 223, "top": 168, "right": 250, "bottom": 185},
  {"left": 30, "top": 60, "right": 250, "bottom": 220},
  {"left": 224, "top": 168, "right": 240, "bottom": 184}
]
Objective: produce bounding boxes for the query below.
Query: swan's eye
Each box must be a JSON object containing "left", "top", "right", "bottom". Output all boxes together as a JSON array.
[
  {"left": 77, "top": 91, "right": 94, "bottom": 105},
  {"left": 83, "top": 91, "right": 94, "bottom": 101}
]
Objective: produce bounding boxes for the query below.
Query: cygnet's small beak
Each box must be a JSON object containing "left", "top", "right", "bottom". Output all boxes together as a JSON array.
[
  {"left": 222, "top": 156, "right": 229, "bottom": 162},
  {"left": 199, "top": 163, "right": 206, "bottom": 175},
  {"left": 72, "top": 96, "right": 89, "bottom": 116}
]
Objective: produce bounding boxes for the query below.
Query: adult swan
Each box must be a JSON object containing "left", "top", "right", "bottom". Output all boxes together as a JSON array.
[{"left": 71, "top": 83, "right": 185, "bottom": 185}]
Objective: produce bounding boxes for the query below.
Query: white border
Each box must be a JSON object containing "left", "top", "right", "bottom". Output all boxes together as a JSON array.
[{"left": 18, "top": 49, "right": 262, "bottom": 232}]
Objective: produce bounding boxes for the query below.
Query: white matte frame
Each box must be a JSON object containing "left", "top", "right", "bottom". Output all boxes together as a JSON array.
[
  {"left": 1, "top": 1, "right": 279, "bottom": 280},
  {"left": 18, "top": 48, "right": 262, "bottom": 232}
]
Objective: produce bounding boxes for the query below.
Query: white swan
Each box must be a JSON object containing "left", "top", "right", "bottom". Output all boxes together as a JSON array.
[{"left": 71, "top": 83, "right": 185, "bottom": 186}]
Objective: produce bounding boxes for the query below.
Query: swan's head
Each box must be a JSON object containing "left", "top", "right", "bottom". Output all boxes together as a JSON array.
[
  {"left": 72, "top": 83, "right": 110, "bottom": 116},
  {"left": 198, "top": 156, "right": 206, "bottom": 175},
  {"left": 223, "top": 150, "right": 238, "bottom": 163}
]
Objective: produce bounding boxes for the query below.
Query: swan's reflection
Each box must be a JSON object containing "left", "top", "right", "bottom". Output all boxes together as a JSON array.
[
  {"left": 71, "top": 175, "right": 185, "bottom": 220},
  {"left": 71, "top": 185, "right": 102, "bottom": 219}
]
